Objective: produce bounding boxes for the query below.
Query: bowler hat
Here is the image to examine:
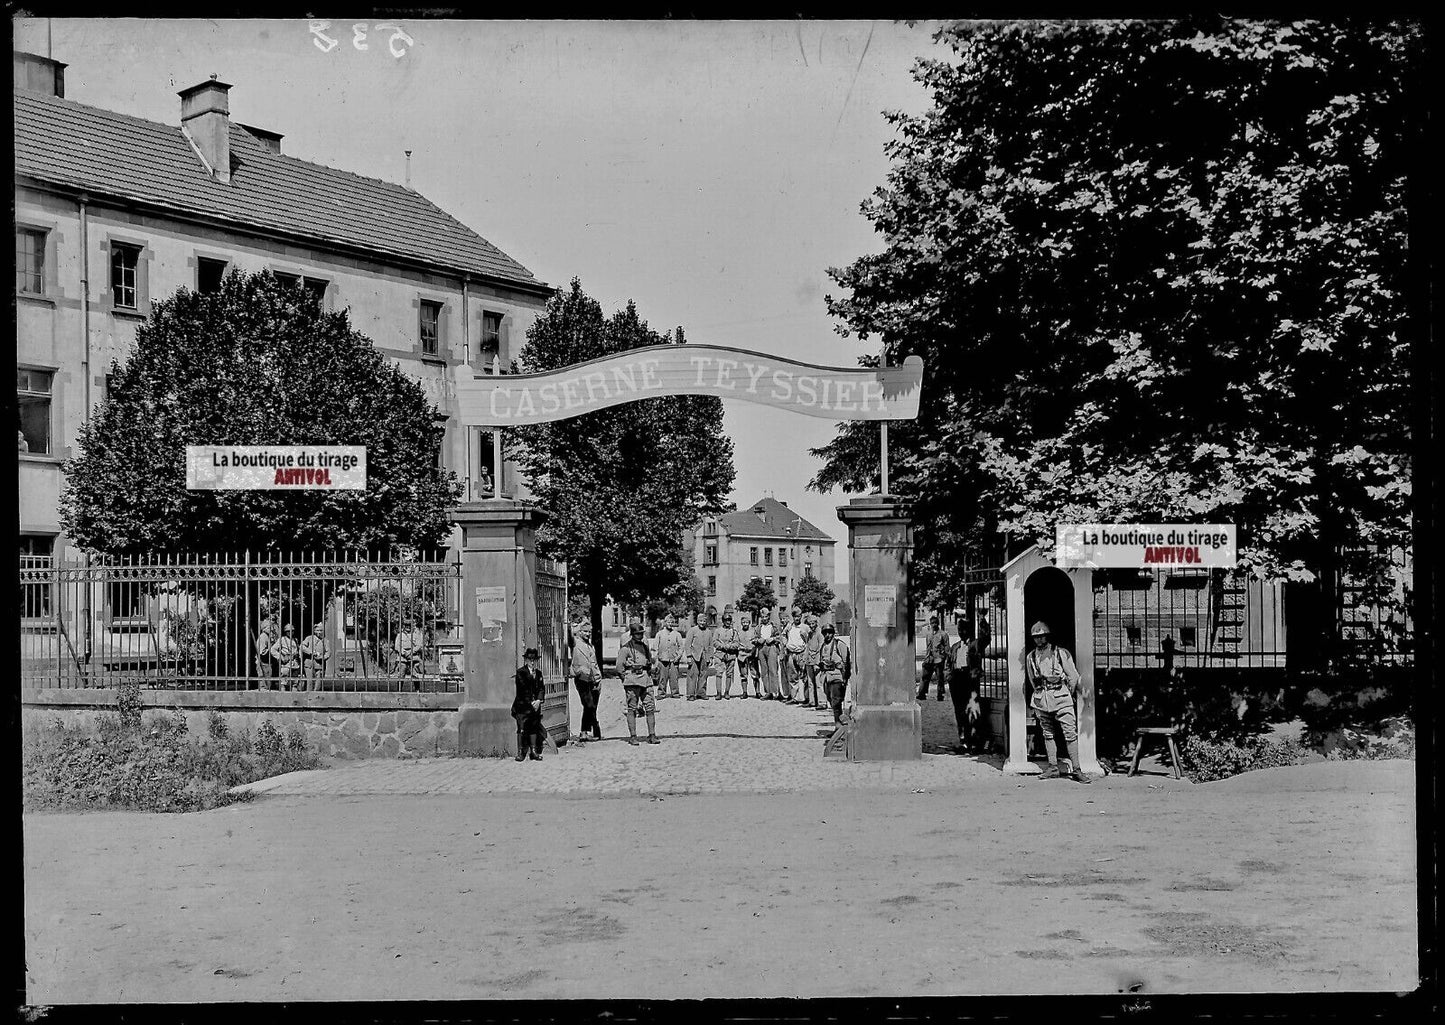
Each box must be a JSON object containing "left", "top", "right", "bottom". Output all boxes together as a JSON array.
[{"left": 523, "top": 646, "right": 540, "bottom": 660}]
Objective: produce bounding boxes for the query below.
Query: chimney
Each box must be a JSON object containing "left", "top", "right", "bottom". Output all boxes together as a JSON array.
[
  {"left": 179, "top": 75, "right": 233, "bottom": 183},
  {"left": 240, "top": 124, "right": 283, "bottom": 154},
  {"left": 13, "top": 52, "right": 66, "bottom": 97}
]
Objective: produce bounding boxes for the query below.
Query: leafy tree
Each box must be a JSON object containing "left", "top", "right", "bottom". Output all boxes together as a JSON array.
[
  {"left": 509, "top": 279, "right": 736, "bottom": 645},
  {"left": 737, "top": 576, "right": 778, "bottom": 617},
  {"left": 61, "top": 270, "right": 459, "bottom": 553},
  {"left": 793, "top": 574, "right": 836, "bottom": 617},
  {"left": 832, "top": 598, "right": 853, "bottom": 627},
  {"left": 815, "top": 19, "right": 1419, "bottom": 646}
]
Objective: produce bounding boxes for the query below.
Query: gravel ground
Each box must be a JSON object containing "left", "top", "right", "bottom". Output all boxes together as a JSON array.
[{"left": 23, "top": 757, "right": 1417, "bottom": 1003}]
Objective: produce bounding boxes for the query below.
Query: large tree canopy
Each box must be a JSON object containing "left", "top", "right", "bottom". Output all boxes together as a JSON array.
[
  {"left": 61, "top": 271, "right": 459, "bottom": 553},
  {"left": 815, "top": 19, "right": 1419, "bottom": 608},
  {"left": 510, "top": 279, "right": 736, "bottom": 643}
]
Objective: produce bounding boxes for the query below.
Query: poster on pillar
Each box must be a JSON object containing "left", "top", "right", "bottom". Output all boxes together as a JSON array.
[
  {"left": 864, "top": 584, "right": 897, "bottom": 628},
  {"left": 475, "top": 586, "right": 507, "bottom": 643}
]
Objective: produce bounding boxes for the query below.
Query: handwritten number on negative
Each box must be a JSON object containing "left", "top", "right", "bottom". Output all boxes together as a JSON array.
[{"left": 310, "top": 21, "right": 412, "bottom": 59}]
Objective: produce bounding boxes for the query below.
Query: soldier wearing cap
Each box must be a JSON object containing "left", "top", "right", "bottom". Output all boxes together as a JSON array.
[
  {"left": 274, "top": 623, "right": 300, "bottom": 688},
  {"left": 685, "top": 609, "right": 716, "bottom": 701},
  {"left": 654, "top": 613, "right": 686, "bottom": 699},
  {"left": 570, "top": 622, "right": 602, "bottom": 741},
  {"left": 512, "top": 646, "right": 547, "bottom": 761},
  {"left": 714, "top": 611, "right": 744, "bottom": 700},
  {"left": 254, "top": 615, "right": 277, "bottom": 688},
  {"left": 300, "top": 622, "right": 332, "bottom": 691},
  {"left": 618, "top": 619, "right": 659, "bottom": 745},
  {"left": 1024, "top": 620, "right": 1089, "bottom": 783}
]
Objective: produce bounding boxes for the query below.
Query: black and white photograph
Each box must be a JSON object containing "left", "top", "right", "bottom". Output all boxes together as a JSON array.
[{"left": 13, "top": 15, "right": 1431, "bottom": 1010}]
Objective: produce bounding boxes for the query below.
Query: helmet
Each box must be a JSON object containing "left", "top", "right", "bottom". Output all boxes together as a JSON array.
[{"left": 1030, "top": 621, "right": 1050, "bottom": 638}]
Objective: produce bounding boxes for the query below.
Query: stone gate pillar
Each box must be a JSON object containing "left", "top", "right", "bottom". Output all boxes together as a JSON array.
[
  {"left": 837, "top": 496, "right": 920, "bottom": 760},
  {"left": 451, "top": 500, "right": 548, "bottom": 757}
]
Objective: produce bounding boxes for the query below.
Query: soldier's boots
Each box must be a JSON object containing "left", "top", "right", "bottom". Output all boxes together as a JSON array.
[{"left": 514, "top": 732, "right": 527, "bottom": 762}]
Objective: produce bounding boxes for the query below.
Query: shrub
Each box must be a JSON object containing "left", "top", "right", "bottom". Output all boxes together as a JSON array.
[
  {"left": 1322, "top": 715, "right": 1416, "bottom": 761},
  {"left": 23, "top": 702, "right": 323, "bottom": 813},
  {"left": 206, "top": 709, "right": 230, "bottom": 741},
  {"left": 1180, "top": 734, "right": 1306, "bottom": 784},
  {"left": 255, "top": 718, "right": 283, "bottom": 759}
]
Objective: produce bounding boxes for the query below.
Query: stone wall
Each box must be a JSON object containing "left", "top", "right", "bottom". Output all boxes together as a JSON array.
[{"left": 21, "top": 690, "right": 463, "bottom": 760}]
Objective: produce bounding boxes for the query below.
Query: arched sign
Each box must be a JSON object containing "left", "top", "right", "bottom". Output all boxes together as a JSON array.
[{"left": 453, "top": 344, "right": 924, "bottom": 426}]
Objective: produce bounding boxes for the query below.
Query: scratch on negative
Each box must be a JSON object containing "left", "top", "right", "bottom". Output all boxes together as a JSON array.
[{"left": 834, "top": 22, "right": 876, "bottom": 135}]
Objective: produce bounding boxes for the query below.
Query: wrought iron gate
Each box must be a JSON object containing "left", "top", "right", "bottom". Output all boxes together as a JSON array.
[{"left": 535, "top": 556, "right": 570, "bottom": 743}]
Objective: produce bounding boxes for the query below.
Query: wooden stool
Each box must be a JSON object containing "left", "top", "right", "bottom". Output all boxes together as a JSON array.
[{"left": 1128, "top": 726, "right": 1183, "bottom": 779}]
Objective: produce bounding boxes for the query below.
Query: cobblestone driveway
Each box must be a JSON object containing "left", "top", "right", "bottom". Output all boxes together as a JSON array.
[{"left": 247, "top": 679, "right": 1042, "bottom": 797}]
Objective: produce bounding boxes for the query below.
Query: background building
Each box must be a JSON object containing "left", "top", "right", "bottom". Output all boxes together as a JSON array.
[
  {"left": 687, "top": 496, "right": 836, "bottom": 618},
  {"left": 14, "top": 51, "right": 552, "bottom": 564}
]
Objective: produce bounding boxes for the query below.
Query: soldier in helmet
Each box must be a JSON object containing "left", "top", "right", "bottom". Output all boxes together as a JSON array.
[{"left": 1024, "top": 621, "right": 1090, "bottom": 783}]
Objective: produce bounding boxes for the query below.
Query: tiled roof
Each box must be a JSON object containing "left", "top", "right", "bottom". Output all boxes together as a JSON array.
[
  {"left": 13, "top": 89, "right": 544, "bottom": 290},
  {"left": 718, "top": 497, "right": 833, "bottom": 542}
]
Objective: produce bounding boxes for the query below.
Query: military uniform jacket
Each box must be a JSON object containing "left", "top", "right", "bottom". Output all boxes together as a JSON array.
[
  {"left": 819, "top": 637, "right": 851, "bottom": 684},
  {"left": 1025, "top": 645, "right": 1079, "bottom": 714},
  {"left": 618, "top": 637, "right": 653, "bottom": 687},
  {"left": 715, "top": 626, "right": 744, "bottom": 659}
]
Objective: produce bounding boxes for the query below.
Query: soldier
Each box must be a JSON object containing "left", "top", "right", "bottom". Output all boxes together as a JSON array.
[
  {"left": 737, "top": 611, "right": 762, "bottom": 698},
  {"left": 300, "top": 622, "right": 332, "bottom": 691},
  {"left": 803, "top": 612, "right": 825, "bottom": 708},
  {"left": 918, "top": 614, "right": 948, "bottom": 700},
  {"left": 654, "top": 613, "right": 686, "bottom": 699},
  {"left": 571, "top": 621, "right": 602, "bottom": 742},
  {"left": 274, "top": 623, "right": 300, "bottom": 689},
  {"left": 817, "top": 622, "right": 852, "bottom": 725},
  {"left": 949, "top": 614, "right": 985, "bottom": 752},
  {"left": 618, "top": 619, "right": 659, "bottom": 745},
  {"left": 1024, "top": 621, "right": 1090, "bottom": 783},
  {"left": 254, "top": 615, "right": 276, "bottom": 689},
  {"left": 512, "top": 646, "right": 546, "bottom": 761},
  {"left": 783, "top": 607, "right": 809, "bottom": 703},
  {"left": 750, "top": 611, "right": 769, "bottom": 698},
  {"left": 685, "top": 609, "right": 715, "bottom": 701},
  {"left": 714, "top": 611, "right": 744, "bottom": 699},
  {"left": 758, "top": 608, "right": 781, "bottom": 699},
  {"left": 393, "top": 617, "right": 426, "bottom": 687}
]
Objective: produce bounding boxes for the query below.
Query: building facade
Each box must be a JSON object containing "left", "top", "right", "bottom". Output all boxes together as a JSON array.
[
  {"left": 688, "top": 496, "right": 837, "bottom": 619},
  {"left": 15, "top": 52, "right": 552, "bottom": 564}
]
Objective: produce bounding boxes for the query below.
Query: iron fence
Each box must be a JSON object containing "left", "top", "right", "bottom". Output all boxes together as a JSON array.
[
  {"left": 925, "top": 566, "right": 1009, "bottom": 700},
  {"left": 1335, "top": 545, "right": 1413, "bottom": 667},
  {"left": 535, "top": 556, "right": 571, "bottom": 741},
  {"left": 19, "top": 551, "right": 463, "bottom": 691},
  {"left": 1091, "top": 568, "right": 1288, "bottom": 671}
]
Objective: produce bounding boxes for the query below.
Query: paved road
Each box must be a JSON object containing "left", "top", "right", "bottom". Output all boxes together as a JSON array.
[{"left": 246, "top": 679, "right": 1064, "bottom": 797}]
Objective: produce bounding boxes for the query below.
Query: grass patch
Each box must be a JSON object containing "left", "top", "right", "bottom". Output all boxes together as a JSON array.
[{"left": 23, "top": 699, "right": 321, "bottom": 813}]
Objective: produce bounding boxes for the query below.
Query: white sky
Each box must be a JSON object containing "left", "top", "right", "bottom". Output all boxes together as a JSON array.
[{"left": 14, "top": 18, "right": 945, "bottom": 589}]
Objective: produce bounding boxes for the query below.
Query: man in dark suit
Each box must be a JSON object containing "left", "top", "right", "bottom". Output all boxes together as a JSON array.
[{"left": 512, "top": 647, "right": 547, "bottom": 762}]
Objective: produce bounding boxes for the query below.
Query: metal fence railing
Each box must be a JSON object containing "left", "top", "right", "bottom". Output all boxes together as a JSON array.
[
  {"left": 1336, "top": 545, "right": 1414, "bottom": 667},
  {"left": 922, "top": 566, "right": 1009, "bottom": 701},
  {"left": 1092, "top": 568, "right": 1288, "bottom": 671},
  {"left": 20, "top": 551, "right": 464, "bottom": 692}
]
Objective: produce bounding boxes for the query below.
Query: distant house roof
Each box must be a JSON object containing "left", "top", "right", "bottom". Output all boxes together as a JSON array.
[
  {"left": 13, "top": 89, "right": 546, "bottom": 292},
  {"left": 718, "top": 497, "right": 833, "bottom": 543}
]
